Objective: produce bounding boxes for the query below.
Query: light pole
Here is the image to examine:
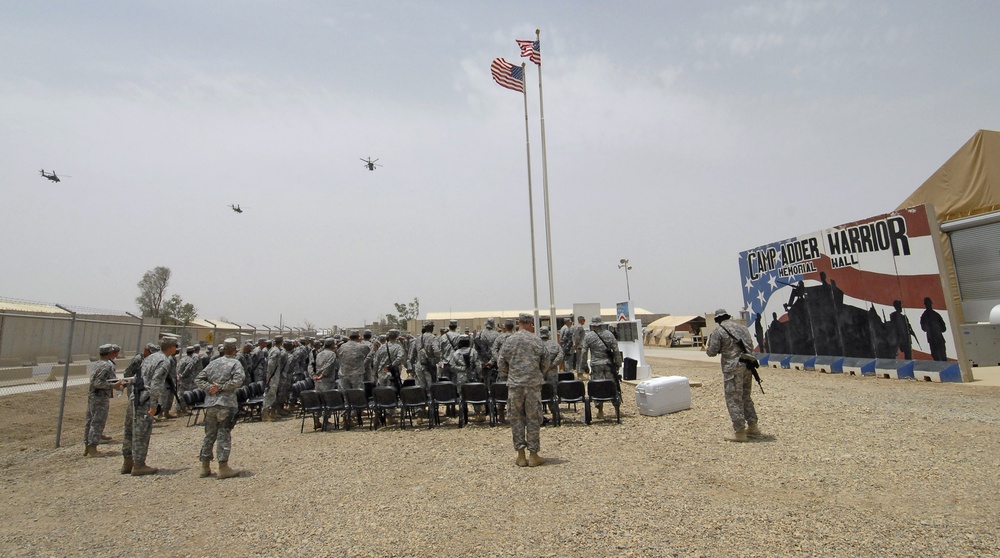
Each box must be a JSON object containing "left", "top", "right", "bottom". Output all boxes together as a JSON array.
[{"left": 618, "top": 258, "right": 632, "bottom": 301}]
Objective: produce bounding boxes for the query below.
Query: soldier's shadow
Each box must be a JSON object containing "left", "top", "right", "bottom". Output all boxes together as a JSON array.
[{"left": 750, "top": 434, "right": 778, "bottom": 443}]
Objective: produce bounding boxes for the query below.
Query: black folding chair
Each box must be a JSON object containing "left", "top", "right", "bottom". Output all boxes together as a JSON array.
[
  {"left": 399, "top": 385, "right": 431, "bottom": 430},
  {"left": 343, "top": 388, "right": 373, "bottom": 430},
  {"left": 430, "top": 382, "right": 462, "bottom": 427},
  {"left": 587, "top": 379, "right": 621, "bottom": 424},
  {"left": 371, "top": 386, "right": 400, "bottom": 429},
  {"left": 557, "top": 371, "right": 575, "bottom": 383},
  {"left": 298, "top": 390, "right": 325, "bottom": 433},
  {"left": 185, "top": 389, "right": 209, "bottom": 427},
  {"left": 319, "top": 390, "right": 346, "bottom": 431},
  {"left": 460, "top": 382, "right": 491, "bottom": 426},
  {"left": 489, "top": 382, "right": 508, "bottom": 425},
  {"left": 557, "top": 380, "right": 587, "bottom": 423}
]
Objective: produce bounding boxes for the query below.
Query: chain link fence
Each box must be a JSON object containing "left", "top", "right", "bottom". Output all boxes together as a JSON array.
[{"left": 0, "top": 296, "right": 306, "bottom": 448}]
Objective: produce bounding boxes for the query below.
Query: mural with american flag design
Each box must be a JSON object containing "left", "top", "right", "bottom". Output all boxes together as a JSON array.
[{"left": 738, "top": 204, "right": 958, "bottom": 362}]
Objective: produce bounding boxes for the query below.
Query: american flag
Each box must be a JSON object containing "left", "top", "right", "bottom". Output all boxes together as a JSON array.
[
  {"left": 491, "top": 58, "right": 524, "bottom": 93},
  {"left": 516, "top": 38, "right": 541, "bottom": 65}
]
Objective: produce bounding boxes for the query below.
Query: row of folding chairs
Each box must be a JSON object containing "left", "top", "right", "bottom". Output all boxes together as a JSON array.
[
  {"left": 183, "top": 380, "right": 267, "bottom": 426},
  {"left": 294, "top": 378, "right": 622, "bottom": 433}
]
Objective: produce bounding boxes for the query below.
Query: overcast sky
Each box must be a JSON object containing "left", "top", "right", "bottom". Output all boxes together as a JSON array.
[{"left": 2, "top": 1, "right": 999, "bottom": 328}]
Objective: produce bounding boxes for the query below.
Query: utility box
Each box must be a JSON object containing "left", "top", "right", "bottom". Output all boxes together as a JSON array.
[
  {"left": 635, "top": 376, "right": 691, "bottom": 416},
  {"left": 960, "top": 323, "right": 1000, "bottom": 367}
]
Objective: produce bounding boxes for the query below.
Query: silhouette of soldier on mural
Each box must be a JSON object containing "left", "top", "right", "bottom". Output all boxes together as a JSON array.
[
  {"left": 888, "top": 300, "right": 918, "bottom": 359},
  {"left": 920, "top": 297, "right": 948, "bottom": 361},
  {"left": 761, "top": 277, "right": 947, "bottom": 362}
]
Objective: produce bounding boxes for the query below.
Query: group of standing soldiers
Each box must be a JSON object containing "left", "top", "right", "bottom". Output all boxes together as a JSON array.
[{"left": 83, "top": 314, "right": 625, "bottom": 476}]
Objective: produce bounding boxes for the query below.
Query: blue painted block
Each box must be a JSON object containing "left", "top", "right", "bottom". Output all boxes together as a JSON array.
[
  {"left": 813, "top": 356, "right": 844, "bottom": 373},
  {"left": 842, "top": 357, "right": 876, "bottom": 376},
  {"left": 766, "top": 354, "right": 791, "bottom": 369},
  {"left": 874, "top": 359, "right": 915, "bottom": 380},
  {"left": 756, "top": 353, "right": 770, "bottom": 366},
  {"left": 790, "top": 355, "right": 817, "bottom": 371},
  {"left": 912, "top": 360, "right": 963, "bottom": 382}
]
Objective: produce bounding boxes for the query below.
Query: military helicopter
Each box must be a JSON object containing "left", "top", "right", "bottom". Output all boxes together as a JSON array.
[
  {"left": 39, "top": 169, "right": 68, "bottom": 183},
  {"left": 229, "top": 204, "right": 243, "bottom": 214},
  {"left": 360, "top": 157, "right": 382, "bottom": 171}
]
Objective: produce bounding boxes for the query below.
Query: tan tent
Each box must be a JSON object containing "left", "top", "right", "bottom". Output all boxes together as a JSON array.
[
  {"left": 643, "top": 315, "right": 704, "bottom": 346},
  {"left": 897, "top": 129, "right": 1000, "bottom": 323}
]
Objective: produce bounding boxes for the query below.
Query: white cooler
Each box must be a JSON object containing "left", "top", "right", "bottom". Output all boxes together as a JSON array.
[{"left": 635, "top": 376, "right": 691, "bottom": 416}]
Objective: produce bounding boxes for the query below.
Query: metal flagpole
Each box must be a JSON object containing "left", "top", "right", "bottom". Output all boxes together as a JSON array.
[
  {"left": 534, "top": 29, "right": 557, "bottom": 330},
  {"left": 520, "top": 63, "right": 542, "bottom": 330}
]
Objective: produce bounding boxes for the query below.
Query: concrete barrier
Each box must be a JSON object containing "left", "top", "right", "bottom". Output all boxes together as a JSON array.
[
  {"left": 913, "top": 361, "right": 962, "bottom": 382},
  {"left": 813, "top": 356, "right": 844, "bottom": 373},
  {"left": 767, "top": 354, "right": 791, "bottom": 369},
  {"left": 0, "top": 366, "right": 33, "bottom": 386},
  {"left": 874, "top": 359, "right": 915, "bottom": 380},
  {"left": 789, "top": 355, "right": 817, "bottom": 371},
  {"left": 842, "top": 357, "right": 876, "bottom": 376},
  {"left": 44, "top": 363, "right": 91, "bottom": 382}
]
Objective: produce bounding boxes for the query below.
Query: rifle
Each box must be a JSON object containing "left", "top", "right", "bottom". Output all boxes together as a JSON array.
[
  {"left": 164, "top": 367, "right": 182, "bottom": 408},
  {"left": 720, "top": 324, "right": 765, "bottom": 394}
]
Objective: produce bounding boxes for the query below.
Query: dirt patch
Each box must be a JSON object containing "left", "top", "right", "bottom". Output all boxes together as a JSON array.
[{"left": 1, "top": 357, "right": 998, "bottom": 556}]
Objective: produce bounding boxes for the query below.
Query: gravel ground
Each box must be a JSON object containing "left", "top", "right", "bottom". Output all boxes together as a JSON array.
[{"left": 2, "top": 356, "right": 999, "bottom": 557}]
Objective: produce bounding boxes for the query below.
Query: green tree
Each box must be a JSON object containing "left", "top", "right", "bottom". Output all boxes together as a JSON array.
[
  {"left": 393, "top": 297, "right": 419, "bottom": 329},
  {"left": 135, "top": 266, "right": 171, "bottom": 317},
  {"left": 162, "top": 294, "right": 197, "bottom": 324}
]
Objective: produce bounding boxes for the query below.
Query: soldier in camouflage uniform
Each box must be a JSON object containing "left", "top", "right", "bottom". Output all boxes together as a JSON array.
[
  {"left": 559, "top": 317, "right": 575, "bottom": 373},
  {"left": 84, "top": 343, "right": 123, "bottom": 457},
  {"left": 539, "top": 326, "right": 563, "bottom": 419},
  {"left": 313, "top": 338, "right": 339, "bottom": 391},
  {"left": 336, "top": 330, "right": 371, "bottom": 391},
  {"left": 262, "top": 335, "right": 287, "bottom": 421},
  {"left": 174, "top": 346, "right": 196, "bottom": 415},
  {"left": 475, "top": 318, "right": 500, "bottom": 384},
  {"left": 237, "top": 342, "right": 254, "bottom": 385},
  {"left": 497, "top": 313, "right": 548, "bottom": 467},
  {"left": 362, "top": 330, "right": 376, "bottom": 383},
  {"left": 120, "top": 343, "right": 156, "bottom": 474},
  {"left": 277, "top": 339, "right": 297, "bottom": 414},
  {"left": 580, "top": 316, "right": 620, "bottom": 420},
  {"left": 447, "top": 334, "right": 482, "bottom": 386},
  {"left": 195, "top": 338, "right": 245, "bottom": 479},
  {"left": 125, "top": 337, "right": 179, "bottom": 476},
  {"left": 291, "top": 339, "right": 311, "bottom": 383},
  {"left": 411, "top": 321, "right": 442, "bottom": 393},
  {"left": 705, "top": 309, "right": 761, "bottom": 442},
  {"left": 369, "top": 329, "right": 405, "bottom": 390},
  {"left": 249, "top": 339, "right": 269, "bottom": 383},
  {"left": 571, "top": 315, "right": 588, "bottom": 376}
]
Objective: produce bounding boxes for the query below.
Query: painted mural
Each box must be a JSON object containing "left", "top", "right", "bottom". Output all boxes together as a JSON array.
[{"left": 738, "top": 204, "right": 957, "bottom": 361}]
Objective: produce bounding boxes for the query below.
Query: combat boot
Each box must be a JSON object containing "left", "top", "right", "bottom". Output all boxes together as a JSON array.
[
  {"left": 746, "top": 423, "right": 762, "bottom": 438},
  {"left": 527, "top": 451, "right": 546, "bottom": 467},
  {"left": 515, "top": 449, "right": 527, "bottom": 467},
  {"left": 217, "top": 461, "right": 239, "bottom": 479},
  {"left": 130, "top": 461, "right": 159, "bottom": 476},
  {"left": 725, "top": 429, "right": 749, "bottom": 442},
  {"left": 84, "top": 445, "right": 101, "bottom": 457},
  {"left": 100, "top": 434, "right": 113, "bottom": 441},
  {"left": 262, "top": 409, "right": 277, "bottom": 422},
  {"left": 498, "top": 408, "right": 506, "bottom": 423},
  {"left": 596, "top": 408, "right": 605, "bottom": 420},
  {"left": 199, "top": 460, "right": 213, "bottom": 478},
  {"left": 120, "top": 456, "right": 134, "bottom": 474}
]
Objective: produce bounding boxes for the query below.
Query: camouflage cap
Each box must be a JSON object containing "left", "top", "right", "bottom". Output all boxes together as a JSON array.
[
  {"left": 518, "top": 313, "right": 533, "bottom": 323},
  {"left": 145, "top": 342, "right": 159, "bottom": 353},
  {"left": 186, "top": 346, "right": 196, "bottom": 354},
  {"left": 714, "top": 308, "right": 731, "bottom": 321},
  {"left": 274, "top": 335, "right": 284, "bottom": 343},
  {"left": 591, "top": 316, "right": 603, "bottom": 324},
  {"left": 323, "top": 337, "right": 337, "bottom": 348},
  {"left": 98, "top": 343, "right": 116, "bottom": 355},
  {"left": 349, "top": 329, "right": 361, "bottom": 338},
  {"left": 387, "top": 329, "right": 400, "bottom": 339},
  {"left": 485, "top": 318, "right": 495, "bottom": 326},
  {"left": 222, "top": 337, "right": 239, "bottom": 350},
  {"left": 423, "top": 320, "right": 434, "bottom": 328},
  {"left": 449, "top": 319, "right": 458, "bottom": 327}
]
